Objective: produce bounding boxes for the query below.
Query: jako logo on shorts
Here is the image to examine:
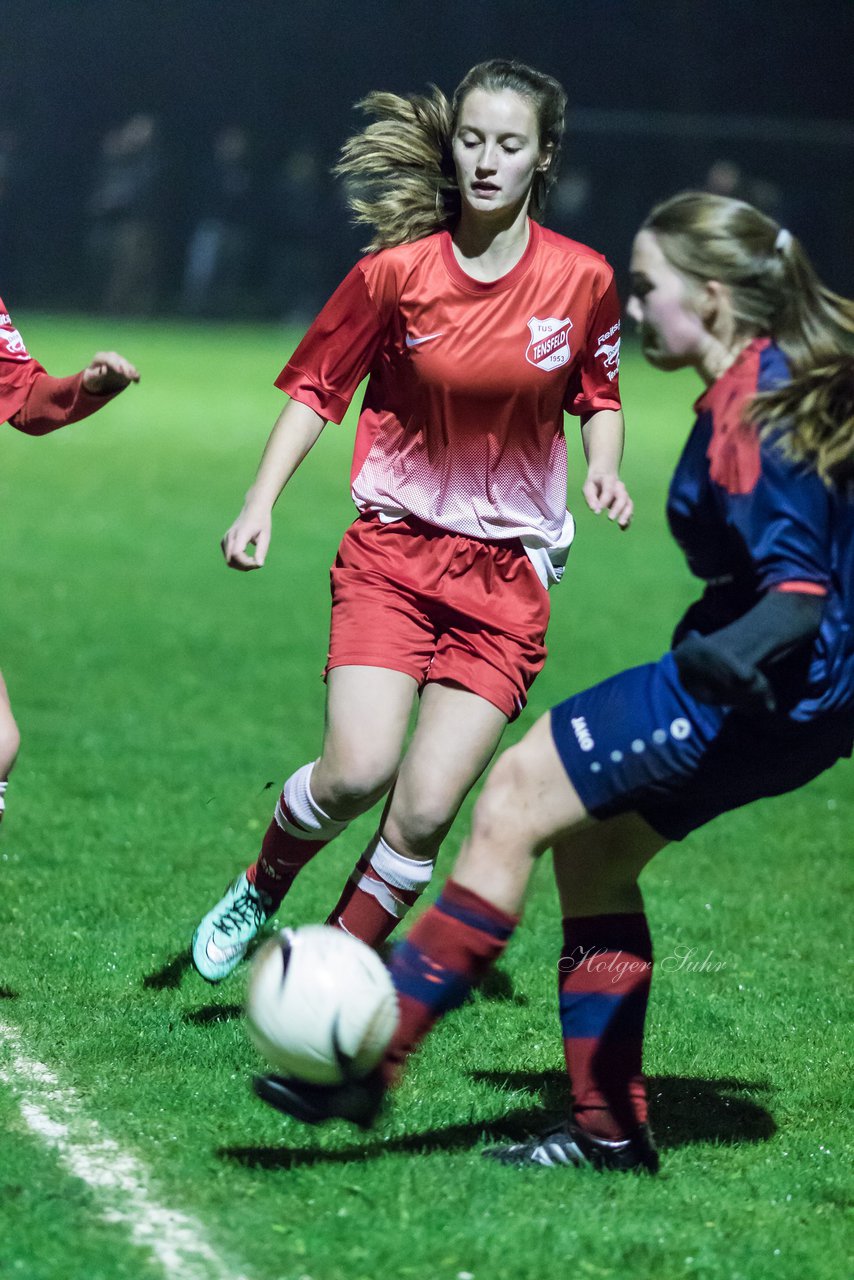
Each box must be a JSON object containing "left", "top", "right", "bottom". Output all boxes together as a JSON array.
[{"left": 572, "top": 716, "right": 595, "bottom": 751}]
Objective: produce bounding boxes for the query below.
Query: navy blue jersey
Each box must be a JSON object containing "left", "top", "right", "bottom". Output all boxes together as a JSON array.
[{"left": 666, "top": 338, "right": 854, "bottom": 722}]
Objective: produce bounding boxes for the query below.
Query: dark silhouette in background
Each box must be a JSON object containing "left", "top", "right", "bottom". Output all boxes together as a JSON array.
[
  {"left": 88, "top": 114, "right": 164, "bottom": 315},
  {"left": 265, "top": 146, "right": 330, "bottom": 324},
  {"left": 702, "top": 158, "right": 785, "bottom": 224},
  {"left": 0, "top": 128, "right": 21, "bottom": 296},
  {"left": 4, "top": 1, "right": 853, "bottom": 314},
  {"left": 180, "top": 126, "right": 256, "bottom": 317}
]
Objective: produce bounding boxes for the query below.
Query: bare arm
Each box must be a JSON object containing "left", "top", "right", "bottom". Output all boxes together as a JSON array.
[
  {"left": 580, "top": 408, "right": 633, "bottom": 529},
  {"left": 222, "top": 398, "right": 326, "bottom": 570}
]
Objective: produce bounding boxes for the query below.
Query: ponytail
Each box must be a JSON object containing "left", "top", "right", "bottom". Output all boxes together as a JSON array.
[
  {"left": 771, "top": 231, "right": 854, "bottom": 374},
  {"left": 750, "top": 357, "right": 854, "bottom": 489}
]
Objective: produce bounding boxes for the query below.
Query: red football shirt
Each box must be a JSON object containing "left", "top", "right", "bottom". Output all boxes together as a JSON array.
[
  {"left": 1, "top": 296, "right": 118, "bottom": 433},
  {"left": 0, "top": 297, "right": 44, "bottom": 422},
  {"left": 276, "top": 220, "right": 621, "bottom": 550}
]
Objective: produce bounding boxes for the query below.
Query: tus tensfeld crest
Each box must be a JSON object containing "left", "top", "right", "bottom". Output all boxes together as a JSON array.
[{"left": 525, "top": 316, "right": 573, "bottom": 371}]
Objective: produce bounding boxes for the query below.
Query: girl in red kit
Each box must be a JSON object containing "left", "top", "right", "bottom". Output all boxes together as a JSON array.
[
  {"left": 192, "top": 59, "right": 633, "bottom": 981},
  {"left": 0, "top": 300, "right": 139, "bottom": 823}
]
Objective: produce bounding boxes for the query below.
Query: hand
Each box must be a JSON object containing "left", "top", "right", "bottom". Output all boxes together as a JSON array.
[
  {"left": 82, "top": 352, "right": 140, "bottom": 394},
  {"left": 673, "top": 632, "right": 776, "bottom": 713},
  {"left": 582, "top": 469, "right": 633, "bottom": 529},
  {"left": 221, "top": 503, "right": 272, "bottom": 571}
]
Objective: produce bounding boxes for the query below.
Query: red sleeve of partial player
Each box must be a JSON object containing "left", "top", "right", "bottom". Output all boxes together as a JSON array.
[
  {"left": 0, "top": 294, "right": 43, "bottom": 423},
  {"left": 8, "top": 371, "right": 120, "bottom": 436},
  {"left": 275, "top": 263, "right": 387, "bottom": 424},
  {"left": 564, "top": 275, "right": 622, "bottom": 417}
]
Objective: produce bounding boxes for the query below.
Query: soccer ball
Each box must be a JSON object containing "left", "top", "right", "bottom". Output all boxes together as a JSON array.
[{"left": 245, "top": 925, "right": 398, "bottom": 1085}]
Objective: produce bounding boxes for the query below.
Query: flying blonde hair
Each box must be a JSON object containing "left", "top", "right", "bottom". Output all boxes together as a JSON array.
[{"left": 335, "top": 59, "right": 567, "bottom": 252}]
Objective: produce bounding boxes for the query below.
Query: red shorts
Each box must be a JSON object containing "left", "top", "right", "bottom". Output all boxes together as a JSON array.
[{"left": 326, "top": 515, "right": 550, "bottom": 720}]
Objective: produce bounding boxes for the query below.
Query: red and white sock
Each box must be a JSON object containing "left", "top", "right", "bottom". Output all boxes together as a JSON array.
[
  {"left": 247, "top": 762, "right": 349, "bottom": 905},
  {"left": 328, "top": 836, "right": 434, "bottom": 946}
]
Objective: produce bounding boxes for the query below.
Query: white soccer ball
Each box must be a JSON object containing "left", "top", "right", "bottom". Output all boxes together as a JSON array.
[{"left": 245, "top": 925, "right": 398, "bottom": 1085}]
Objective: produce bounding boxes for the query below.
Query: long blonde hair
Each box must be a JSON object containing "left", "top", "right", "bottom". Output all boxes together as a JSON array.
[
  {"left": 645, "top": 192, "right": 854, "bottom": 486},
  {"left": 750, "top": 358, "right": 854, "bottom": 488},
  {"left": 335, "top": 59, "right": 567, "bottom": 252}
]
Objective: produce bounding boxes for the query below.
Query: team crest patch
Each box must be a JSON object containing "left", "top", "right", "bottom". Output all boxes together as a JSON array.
[{"left": 525, "top": 316, "right": 572, "bottom": 371}]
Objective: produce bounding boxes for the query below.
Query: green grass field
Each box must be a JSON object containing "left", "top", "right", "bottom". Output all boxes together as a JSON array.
[{"left": 1, "top": 316, "right": 851, "bottom": 1280}]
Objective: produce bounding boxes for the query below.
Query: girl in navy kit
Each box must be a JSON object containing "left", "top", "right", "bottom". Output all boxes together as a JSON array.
[{"left": 255, "top": 192, "right": 854, "bottom": 1173}]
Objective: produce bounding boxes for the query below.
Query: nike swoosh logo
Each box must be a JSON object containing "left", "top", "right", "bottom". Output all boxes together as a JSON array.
[
  {"left": 206, "top": 938, "right": 241, "bottom": 963},
  {"left": 405, "top": 332, "right": 444, "bottom": 348}
]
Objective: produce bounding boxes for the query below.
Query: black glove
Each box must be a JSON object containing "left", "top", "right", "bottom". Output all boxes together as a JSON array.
[{"left": 673, "top": 589, "right": 824, "bottom": 713}]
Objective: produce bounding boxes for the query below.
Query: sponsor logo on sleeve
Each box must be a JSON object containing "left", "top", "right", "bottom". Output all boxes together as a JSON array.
[
  {"left": 526, "top": 316, "right": 572, "bottom": 371},
  {"left": 594, "top": 321, "right": 620, "bottom": 381},
  {"left": 0, "top": 323, "right": 30, "bottom": 361}
]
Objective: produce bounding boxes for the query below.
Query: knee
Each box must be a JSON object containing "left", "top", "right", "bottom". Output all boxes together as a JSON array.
[
  {"left": 0, "top": 717, "right": 20, "bottom": 776},
  {"left": 470, "top": 743, "right": 545, "bottom": 853},
  {"left": 315, "top": 752, "right": 398, "bottom": 817},
  {"left": 388, "top": 791, "right": 460, "bottom": 858}
]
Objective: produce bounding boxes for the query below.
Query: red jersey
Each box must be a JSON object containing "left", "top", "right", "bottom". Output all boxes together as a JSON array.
[
  {"left": 1, "top": 297, "right": 118, "bottom": 434},
  {"left": 276, "top": 221, "right": 621, "bottom": 557},
  {"left": 0, "top": 298, "right": 43, "bottom": 422}
]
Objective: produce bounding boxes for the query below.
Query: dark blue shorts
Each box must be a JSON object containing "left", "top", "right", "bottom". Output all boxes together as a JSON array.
[{"left": 550, "top": 652, "right": 854, "bottom": 841}]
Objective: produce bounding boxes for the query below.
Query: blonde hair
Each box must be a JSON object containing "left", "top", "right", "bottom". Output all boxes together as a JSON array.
[
  {"left": 645, "top": 192, "right": 854, "bottom": 487},
  {"left": 335, "top": 59, "right": 567, "bottom": 251},
  {"left": 749, "top": 358, "right": 854, "bottom": 488}
]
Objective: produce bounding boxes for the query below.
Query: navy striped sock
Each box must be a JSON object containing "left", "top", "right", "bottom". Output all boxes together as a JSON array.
[
  {"left": 382, "top": 880, "right": 518, "bottom": 1084},
  {"left": 558, "top": 913, "right": 653, "bottom": 1139}
]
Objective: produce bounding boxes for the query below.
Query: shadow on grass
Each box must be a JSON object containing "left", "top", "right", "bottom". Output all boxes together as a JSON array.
[
  {"left": 0, "top": 985, "right": 18, "bottom": 1000},
  {"left": 183, "top": 1004, "right": 244, "bottom": 1026},
  {"left": 142, "top": 951, "right": 193, "bottom": 990},
  {"left": 143, "top": 933, "right": 269, "bottom": 993},
  {"left": 470, "top": 1070, "right": 776, "bottom": 1149},
  {"left": 217, "top": 1112, "right": 541, "bottom": 1172},
  {"left": 478, "top": 967, "right": 527, "bottom": 1006},
  {"left": 218, "top": 1070, "right": 775, "bottom": 1171}
]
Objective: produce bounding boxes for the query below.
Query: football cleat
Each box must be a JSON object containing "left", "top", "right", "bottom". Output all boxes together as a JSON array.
[
  {"left": 252, "top": 1068, "right": 386, "bottom": 1130},
  {"left": 191, "top": 872, "right": 275, "bottom": 982},
  {"left": 484, "top": 1122, "right": 659, "bottom": 1173}
]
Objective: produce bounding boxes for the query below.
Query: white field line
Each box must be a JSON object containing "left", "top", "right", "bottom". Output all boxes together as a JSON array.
[{"left": 0, "top": 1021, "right": 251, "bottom": 1280}]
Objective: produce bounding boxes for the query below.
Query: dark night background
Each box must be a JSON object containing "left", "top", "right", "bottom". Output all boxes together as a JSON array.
[{"left": 2, "top": 0, "right": 853, "bottom": 313}]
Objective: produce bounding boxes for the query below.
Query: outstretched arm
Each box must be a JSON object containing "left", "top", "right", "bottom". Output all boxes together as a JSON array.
[
  {"left": 9, "top": 351, "right": 139, "bottom": 436},
  {"left": 221, "top": 398, "right": 327, "bottom": 571}
]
